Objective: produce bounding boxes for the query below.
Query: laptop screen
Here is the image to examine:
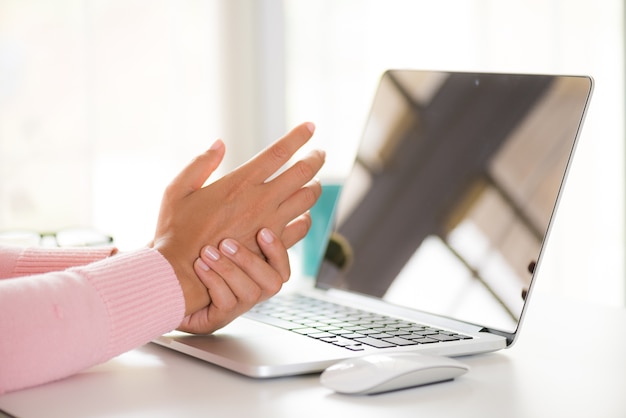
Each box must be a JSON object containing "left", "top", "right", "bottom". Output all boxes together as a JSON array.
[{"left": 317, "top": 70, "right": 592, "bottom": 338}]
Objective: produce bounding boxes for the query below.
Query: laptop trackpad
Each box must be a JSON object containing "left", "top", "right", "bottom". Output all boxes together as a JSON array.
[{"left": 155, "top": 317, "right": 351, "bottom": 378}]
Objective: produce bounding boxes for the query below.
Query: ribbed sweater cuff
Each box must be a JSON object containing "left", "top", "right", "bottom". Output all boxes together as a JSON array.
[
  {"left": 13, "top": 247, "right": 116, "bottom": 277},
  {"left": 71, "top": 248, "right": 185, "bottom": 358}
]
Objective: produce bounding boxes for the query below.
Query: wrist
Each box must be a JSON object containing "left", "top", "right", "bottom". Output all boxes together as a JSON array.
[{"left": 154, "top": 245, "right": 209, "bottom": 316}]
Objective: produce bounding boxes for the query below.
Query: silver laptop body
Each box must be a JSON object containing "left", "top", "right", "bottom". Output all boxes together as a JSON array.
[{"left": 154, "top": 70, "right": 593, "bottom": 377}]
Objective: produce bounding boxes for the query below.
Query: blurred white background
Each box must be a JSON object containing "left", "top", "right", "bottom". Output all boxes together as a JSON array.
[{"left": 0, "top": 0, "right": 623, "bottom": 307}]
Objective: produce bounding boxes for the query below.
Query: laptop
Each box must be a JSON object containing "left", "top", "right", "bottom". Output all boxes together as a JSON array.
[{"left": 154, "top": 69, "right": 593, "bottom": 377}]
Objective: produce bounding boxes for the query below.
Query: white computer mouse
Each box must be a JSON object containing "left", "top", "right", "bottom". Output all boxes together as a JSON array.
[{"left": 320, "top": 352, "right": 469, "bottom": 395}]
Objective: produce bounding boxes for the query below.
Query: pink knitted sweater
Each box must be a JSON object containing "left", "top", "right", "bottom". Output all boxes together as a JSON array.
[{"left": 0, "top": 246, "right": 185, "bottom": 393}]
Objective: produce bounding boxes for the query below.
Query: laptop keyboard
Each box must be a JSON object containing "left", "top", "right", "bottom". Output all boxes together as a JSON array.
[{"left": 245, "top": 294, "right": 472, "bottom": 352}]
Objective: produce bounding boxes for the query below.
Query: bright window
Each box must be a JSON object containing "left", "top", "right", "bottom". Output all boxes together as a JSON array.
[{"left": 0, "top": 0, "right": 623, "bottom": 306}]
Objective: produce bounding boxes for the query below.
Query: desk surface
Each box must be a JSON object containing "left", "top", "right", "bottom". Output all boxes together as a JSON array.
[{"left": 1, "top": 291, "right": 625, "bottom": 418}]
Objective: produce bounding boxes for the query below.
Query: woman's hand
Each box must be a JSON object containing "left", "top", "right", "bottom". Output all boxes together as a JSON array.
[
  {"left": 152, "top": 122, "right": 325, "bottom": 316},
  {"left": 177, "top": 228, "right": 291, "bottom": 334}
]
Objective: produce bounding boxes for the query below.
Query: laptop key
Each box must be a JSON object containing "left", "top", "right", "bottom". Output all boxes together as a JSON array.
[
  {"left": 388, "top": 330, "right": 412, "bottom": 336},
  {"left": 307, "top": 332, "right": 337, "bottom": 339},
  {"left": 320, "top": 336, "right": 355, "bottom": 346},
  {"left": 382, "top": 337, "right": 419, "bottom": 346},
  {"left": 344, "top": 325, "right": 367, "bottom": 331},
  {"left": 353, "top": 337, "right": 396, "bottom": 348},
  {"left": 430, "top": 334, "right": 461, "bottom": 342},
  {"left": 328, "top": 329, "right": 353, "bottom": 335},
  {"left": 244, "top": 311, "right": 305, "bottom": 330},
  {"left": 414, "top": 330, "right": 439, "bottom": 336},
  {"left": 413, "top": 337, "right": 440, "bottom": 344},
  {"left": 317, "top": 325, "right": 341, "bottom": 331},
  {"left": 367, "top": 333, "right": 393, "bottom": 339},
  {"left": 341, "top": 333, "right": 367, "bottom": 339},
  {"left": 345, "top": 345, "right": 366, "bottom": 351},
  {"left": 358, "top": 329, "right": 382, "bottom": 335},
  {"left": 293, "top": 328, "right": 322, "bottom": 335}
]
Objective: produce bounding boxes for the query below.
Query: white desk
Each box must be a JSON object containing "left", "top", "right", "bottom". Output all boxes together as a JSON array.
[{"left": 1, "top": 291, "right": 625, "bottom": 418}]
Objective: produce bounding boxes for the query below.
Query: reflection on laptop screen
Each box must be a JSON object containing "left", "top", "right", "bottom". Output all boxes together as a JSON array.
[{"left": 317, "top": 70, "right": 592, "bottom": 334}]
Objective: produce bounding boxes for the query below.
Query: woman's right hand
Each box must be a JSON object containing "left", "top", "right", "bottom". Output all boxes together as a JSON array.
[{"left": 178, "top": 227, "right": 291, "bottom": 334}]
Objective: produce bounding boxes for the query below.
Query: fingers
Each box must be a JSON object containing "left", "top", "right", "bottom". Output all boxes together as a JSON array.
[
  {"left": 275, "top": 177, "right": 322, "bottom": 232},
  {"left": 239, "top": 122, "right": 317, "bottom": 182},
  {"left": 280, "top": 213, "right": 313, "bottom": 249},
  {"left": 258, "top": 146, "right": 324, "bottom": 231},
  {"left": 197, "top": 242, "right": 262, "bottom": 307},
  {"left": 257, "top": 228, "right": 291, "bottom": 282},
  {"left": 268, "top": 148, "right": 325, "bottom": 201},
  {"left": 165, "top": 139, "right": 226, "bottom": 199},
  {"left": 195, "top": 233, "right": 288, "bottom": 311},
  {"left": 193, "top": 253, "right": 240, "bottom": 309}
]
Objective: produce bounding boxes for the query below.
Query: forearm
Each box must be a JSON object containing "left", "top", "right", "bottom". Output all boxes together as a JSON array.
[{"left": 0, "top": 248, "right": 185, "bottom": 394}]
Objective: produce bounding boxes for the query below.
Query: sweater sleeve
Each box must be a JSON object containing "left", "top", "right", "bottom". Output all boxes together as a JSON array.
[
  {"left": 0, "top": 245, "right": 116, "bottom": 279},
  {"left": 0, "top": 247, "right": 185, "bottom": 394}
]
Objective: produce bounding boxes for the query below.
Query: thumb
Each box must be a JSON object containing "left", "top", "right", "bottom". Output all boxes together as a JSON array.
[{"left": 167, "top": 139, "right": 226, "bottom": 198}]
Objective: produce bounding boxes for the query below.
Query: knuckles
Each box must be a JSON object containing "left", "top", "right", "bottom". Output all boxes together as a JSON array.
[
  {"left": 264, "top": 279, "right": 283, "bottom": 297},
  {"left": 268, "top": 142, "right": 291, "bottom": 164},
  {"left": 302, "top": 183, "right": 320, "bottom": 207},
  {"left": 291, "top": 159, "right": 316, "bottom": 183}
]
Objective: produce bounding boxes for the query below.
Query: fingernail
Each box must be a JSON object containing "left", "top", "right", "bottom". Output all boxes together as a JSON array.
[
  {"left": 198, "top": 258, "right": 210, "bottom": 271},
  {"left": 221, "top": 239, "right": 238, "bottom": 255},
  {"left": 260, "top": 228, "right": 275, "bottom": 244},
  {"left": 204, "top": 246, "right": 220, "bottom": 261},
  {"left": 305, "top": 122, "right": 315, "bottom": 134},
  {"left": 307, "top": 149, "right": 325, "bottom": 161},
  {"left": 210, "top": 139, "right": 224, "bottom": 151}
]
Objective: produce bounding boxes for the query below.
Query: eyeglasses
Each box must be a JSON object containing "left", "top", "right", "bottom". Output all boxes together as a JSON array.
[{"left": 0, "top": 228, "right": 114, "bottom": 248}]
